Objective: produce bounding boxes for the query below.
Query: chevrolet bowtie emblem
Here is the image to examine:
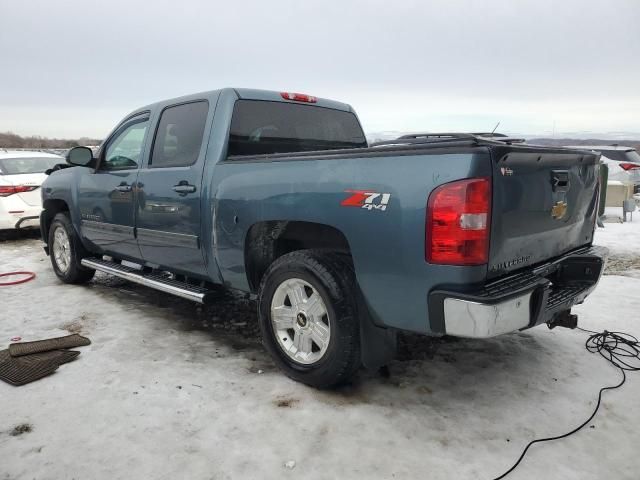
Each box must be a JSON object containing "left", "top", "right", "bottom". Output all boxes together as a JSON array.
[{"left": 551, "top": 201, "right": 568, "bottom": 219}]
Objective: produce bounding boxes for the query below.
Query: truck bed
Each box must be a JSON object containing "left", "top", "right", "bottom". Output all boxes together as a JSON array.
[{"left": 228, "top": 134, "right": 600, "bottom": 281}]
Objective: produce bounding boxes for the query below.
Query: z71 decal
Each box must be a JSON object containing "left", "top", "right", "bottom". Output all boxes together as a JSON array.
[{"left": 341, "top": 190, "right": 391, "bottom": 211}]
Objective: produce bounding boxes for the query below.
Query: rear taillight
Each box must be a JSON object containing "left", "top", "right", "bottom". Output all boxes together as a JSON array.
[
  {"left": 0, "top": 185, "right": 38, "bottom": 197},
  {"left": 426, "top": 177, "right": 491, "bottom": 265},
  {"left": 280, "top": 92, "right": 317, "bottom": 103},
  {"left": 619, "top": 162, "right": 640, "bottom": 171}
]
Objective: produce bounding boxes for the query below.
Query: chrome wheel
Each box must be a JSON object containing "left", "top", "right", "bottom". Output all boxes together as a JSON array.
[
  {"left": 270, "top": 278, "right": 331, "bottom": 365},
  {"left": 52, "top": 226, "right": 71, "bottom": 274}
]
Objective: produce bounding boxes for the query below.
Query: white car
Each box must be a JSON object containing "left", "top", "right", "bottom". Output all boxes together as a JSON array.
[
  {"left": 566, "top": 145, "right": 640, "bottom": 192},
  {"left": 0, "top": 150, "right": 64, "bottom": 230}
]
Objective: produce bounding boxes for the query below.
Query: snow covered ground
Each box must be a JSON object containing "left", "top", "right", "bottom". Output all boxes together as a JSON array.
[{"left": 0, "top": 216, "right": 639, "bottom": 480}]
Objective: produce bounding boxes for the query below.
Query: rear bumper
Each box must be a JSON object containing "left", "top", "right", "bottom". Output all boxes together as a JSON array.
[
  {"left": 0, "top": 211, "right": 41, "bottom": 230},
  {"left": 0, "top": 193, "right": 42, "bottom": 230},
  {"left": 428, "top": 245, "right": 608, "bottom": 338},
  {"left": 15, "top": 216, "right": 40, "bottom": 229}
]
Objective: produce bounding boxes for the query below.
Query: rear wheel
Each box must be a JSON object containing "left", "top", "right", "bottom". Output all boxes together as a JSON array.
[
  {"left": 258, "top": 250, "right": 361, "bottom": 388},
  {"left": 48, "top": 213, "right": 95, "bottom": 284}
]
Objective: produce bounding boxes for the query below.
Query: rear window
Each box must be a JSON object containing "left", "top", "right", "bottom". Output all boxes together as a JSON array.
[
  {"left": 599, "top": 149, "right": 640, "bottom": 163},
  {"left": 227, "top": 100, "right": 367, "bottom": 157},
  {"left": 0, "top": 157, "right": 62, "bottom": 175},
  {"left": 624, "top": 150, "right": 640, "bottom": 163},
  {"left": 599, "top": 150, "right": 627, "bottom": 162}
]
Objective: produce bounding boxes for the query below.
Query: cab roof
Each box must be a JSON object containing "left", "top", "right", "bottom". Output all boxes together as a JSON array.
[
  {"left": 134, "top": 88, "right": 354, "bottom": 116},
  {"left": 233, "top": 88, "right": 353, "bottom": 112}
]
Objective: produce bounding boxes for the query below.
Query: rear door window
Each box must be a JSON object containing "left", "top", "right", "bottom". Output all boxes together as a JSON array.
[
  {"left": 227, "top": 100, "right": 367, "bottom": 157},
  {"left": 150, "top": 101, "right": 209, "bottom": 168}
]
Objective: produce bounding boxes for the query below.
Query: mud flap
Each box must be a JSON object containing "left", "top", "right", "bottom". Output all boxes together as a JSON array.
[{"left": 357, "top": 293, "right": 397, "bottom": 369}]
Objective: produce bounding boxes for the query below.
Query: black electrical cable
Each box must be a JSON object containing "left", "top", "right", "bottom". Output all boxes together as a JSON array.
[{"left": 491, "top": 328, "right": 640, "bottom": 480}]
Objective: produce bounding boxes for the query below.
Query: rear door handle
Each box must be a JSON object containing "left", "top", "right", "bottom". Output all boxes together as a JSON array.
[
  {"left": 115, "top": 184, "right": 132, "bottom": 192},
  {"left": 172, "top": 182, "right": 196, "bottom": 194}
]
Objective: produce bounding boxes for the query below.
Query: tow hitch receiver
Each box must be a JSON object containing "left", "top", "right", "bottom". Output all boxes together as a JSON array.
[{"left": 547, "top": 310, "right": 578, "bottom": 330}]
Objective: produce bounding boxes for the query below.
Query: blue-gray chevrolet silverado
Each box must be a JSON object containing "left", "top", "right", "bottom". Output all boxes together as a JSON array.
[{"left": 40, "top": 88, "right": 607, "bottom": 387}]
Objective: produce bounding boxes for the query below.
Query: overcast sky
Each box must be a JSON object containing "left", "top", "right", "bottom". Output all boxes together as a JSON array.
[{"left": 1, "top": 0, "right": 639, "bottom": 139}]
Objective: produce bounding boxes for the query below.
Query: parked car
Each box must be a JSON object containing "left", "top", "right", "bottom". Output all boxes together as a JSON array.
[
  {"left": 40, "top": 88, "right": 607, "bottom": 387},
  {"left": 0, "top": 150, "right": 64, "bottom": 230},
  {"left": 566, "top": 145, "right": 640, "bottom": 192}
]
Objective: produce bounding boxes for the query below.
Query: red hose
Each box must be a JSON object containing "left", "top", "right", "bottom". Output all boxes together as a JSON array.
[{"left": 0, "top": 271, "right": 36, "bottom": 286}]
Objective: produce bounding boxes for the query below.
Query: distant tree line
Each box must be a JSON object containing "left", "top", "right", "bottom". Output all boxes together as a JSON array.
[{"left": 0, "top": 131, "right": 101, "bottom": 149}]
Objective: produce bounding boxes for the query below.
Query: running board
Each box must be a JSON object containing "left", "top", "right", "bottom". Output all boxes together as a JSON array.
[{"left": 81, "top": 257, "right": 217, "bottom": 304}]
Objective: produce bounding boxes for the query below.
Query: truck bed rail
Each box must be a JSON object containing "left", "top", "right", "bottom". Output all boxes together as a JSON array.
[{"left": 370, "top": 132, "right": 526, "bottom": 148}]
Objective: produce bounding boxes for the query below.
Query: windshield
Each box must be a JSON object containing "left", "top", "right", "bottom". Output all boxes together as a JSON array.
[
  {"left": 0, "top": 156, "right": 62, "bottom": 175},
  {"left": 227, "top": 100, "right": 367, "bottom": 156}
]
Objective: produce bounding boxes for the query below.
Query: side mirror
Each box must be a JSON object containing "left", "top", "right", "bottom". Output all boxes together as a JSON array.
[{"left": 66, "top": 146, "right": 94, "bottom": 167}]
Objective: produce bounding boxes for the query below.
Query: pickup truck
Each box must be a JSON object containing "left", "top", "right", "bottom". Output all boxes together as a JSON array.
[{"left": 40, "top": 88, "right": 607, "bottom": 388}]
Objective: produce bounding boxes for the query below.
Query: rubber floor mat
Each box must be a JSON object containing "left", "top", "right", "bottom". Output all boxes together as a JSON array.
[
  {"left": 0, "top": 349, "right": 74, "bottom": 386},
  {"left": 9, "top": 334, "right": 91, "bottom": 357},
  {"left": 13, "top": 350, "right": 81, "bottom": 367}
]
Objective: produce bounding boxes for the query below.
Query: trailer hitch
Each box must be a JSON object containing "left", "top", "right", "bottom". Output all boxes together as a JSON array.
[{"left": 547, "top": 309, "right": 578, "bottom": 330}]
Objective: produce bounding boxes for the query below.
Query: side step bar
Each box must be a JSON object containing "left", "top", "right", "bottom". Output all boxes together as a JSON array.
[{"left": 81, "top": 257, "right": 218, "bottom": 304}]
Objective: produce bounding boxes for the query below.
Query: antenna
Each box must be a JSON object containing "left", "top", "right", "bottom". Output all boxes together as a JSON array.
[{"left": 491, "top": 122, "right": 500, "bottom": 135}]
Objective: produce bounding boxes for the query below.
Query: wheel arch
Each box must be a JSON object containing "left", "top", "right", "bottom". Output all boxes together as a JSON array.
[
  {"left": 244, "top": 220, "right": 351, "bottom": 293},
  {"left": 41, "top": 199, "right": 70, "bottom": 246}
]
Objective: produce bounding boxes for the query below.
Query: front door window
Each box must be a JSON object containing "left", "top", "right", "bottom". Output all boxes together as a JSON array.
[{"left": 102, "top": 120, "right": 149, "bottom": 171}]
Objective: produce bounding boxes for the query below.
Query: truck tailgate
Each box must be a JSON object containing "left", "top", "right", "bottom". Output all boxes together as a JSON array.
[{"left": 487, "top": 145, "right": 600, "bottom": 279}]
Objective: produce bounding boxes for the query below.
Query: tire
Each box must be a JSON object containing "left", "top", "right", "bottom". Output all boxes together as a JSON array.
[
  {"left": 258, "top": 250, "right": 361, "bottom": 388},
  {"left": 48, "top": 212, "right": 95, "bottom": 284}
]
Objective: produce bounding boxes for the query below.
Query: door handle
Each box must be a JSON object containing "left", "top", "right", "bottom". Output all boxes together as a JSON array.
[
  {"left": 115, "top": 184, "right": 132, "bottom": 192},
  {"left": 172, "top": 182, "right": 196, "bottom": 194}
]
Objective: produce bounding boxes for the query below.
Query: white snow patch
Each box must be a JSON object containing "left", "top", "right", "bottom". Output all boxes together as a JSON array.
[{"left": 595, "top": 208, "right": 640, "bottom": 256}]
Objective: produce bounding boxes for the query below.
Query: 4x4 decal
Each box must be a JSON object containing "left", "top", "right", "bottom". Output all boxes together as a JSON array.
[{"left": 341, "top": 190, "right": 391, "bottom": 211}]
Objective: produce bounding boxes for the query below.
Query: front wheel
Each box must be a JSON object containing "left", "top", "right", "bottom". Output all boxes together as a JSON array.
[
  {"left": 48, "top": 213, "right": 95, "bottom": 284},
  {"left": 258, "top": 250, "right": 361, "bottom": 388}
]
